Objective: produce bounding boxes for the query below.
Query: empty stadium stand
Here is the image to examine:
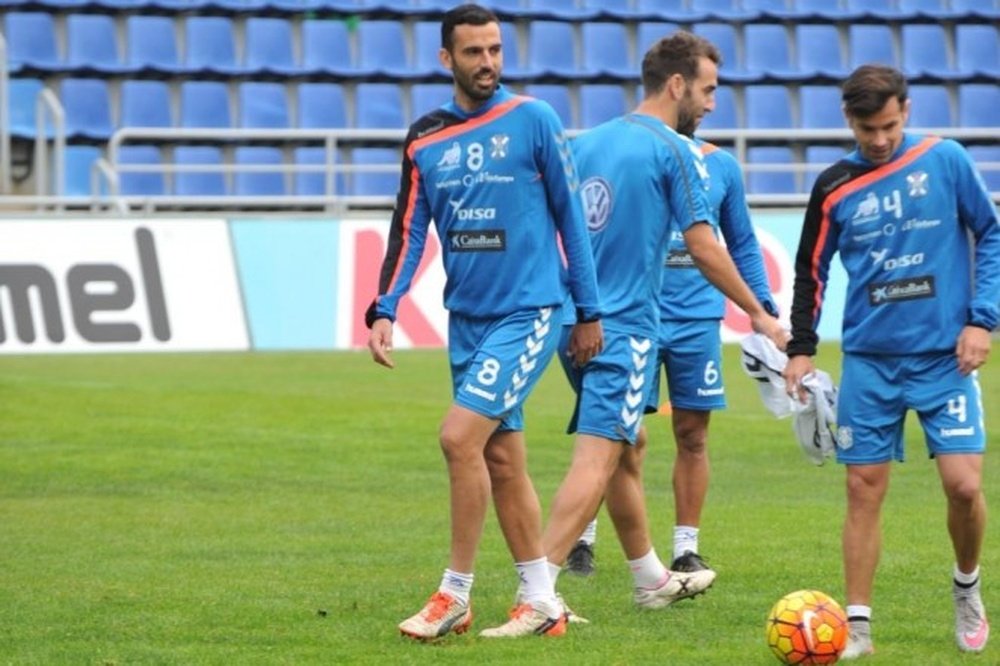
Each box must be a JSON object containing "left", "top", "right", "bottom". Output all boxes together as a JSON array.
[{"left": 1, "top": 0, "right": 998, "bottom": 205}]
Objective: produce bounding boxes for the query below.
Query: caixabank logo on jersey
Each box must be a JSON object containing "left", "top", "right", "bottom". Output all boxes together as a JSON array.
[
  {"left": 867, "top": 275, "right": 936, "bottom": 306},
  {"left": 0, "top": 220, "right": 249, "bottom": 353}
]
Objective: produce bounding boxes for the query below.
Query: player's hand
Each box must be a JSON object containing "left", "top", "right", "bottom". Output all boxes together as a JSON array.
[
  {"left": 567, "top": 320, "right": 603, "bottom": 367},
  {"left": 751, "top": 312, "right": 790, "bottom": 352},
  {"left": 368, "top": 318, "right": 395, "bottom": 369},
  {"left": 956, "top": 325, "right": 991, "bottom": 375},
  {"left": 783, "top": 355, "right": 815, "bottom": 404}
]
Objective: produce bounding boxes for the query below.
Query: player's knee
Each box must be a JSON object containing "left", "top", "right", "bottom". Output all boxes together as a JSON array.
[
  {"left": 944, "top": 476, "right": 982, "bottom": 507},
  {"left": 439, "top": 426, "right": 475, "bottom": 464}
]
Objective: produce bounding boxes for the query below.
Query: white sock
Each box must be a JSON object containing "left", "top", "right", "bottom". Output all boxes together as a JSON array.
[
  {"left": 580, "top": 519, "right": 597, "bottom": 545},
  {"left": 628, "top": 548, "right": 669, "bottom": 590},
  {"left": 515, "top": 557, "right": 559, "bottom": 616},
  {"left": 955, "top": 564, "right": 981, "bottom": 587},
  {"left": 673, "top": 525, "right": 699, "bottom": 560},
  {"left": 845, "top": 605, "right": 871, "bottom": 622},
  {"left": 439, "top": 568, "right": 474, "bottom": 605},
  {"left": 517, "top": 560, "right": 562, "bottom": 603}
]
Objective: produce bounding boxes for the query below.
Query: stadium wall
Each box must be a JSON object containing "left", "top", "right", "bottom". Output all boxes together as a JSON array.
[{"left": 0, "top": 211, "right": 848, "bottom": 354}]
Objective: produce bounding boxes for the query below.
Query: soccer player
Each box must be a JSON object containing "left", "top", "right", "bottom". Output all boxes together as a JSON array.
[
  {"left": 366, "top": 4, "right": 603, "bottom": 640},
  {"left": 783, "top": 64, "right": 1000, "bottom": 658},
  {"left": 565, "top": 79, "right": 778, "bottom": 582},
  {"left": 508, "top": 31, "right": 786, "bottom": 610}
]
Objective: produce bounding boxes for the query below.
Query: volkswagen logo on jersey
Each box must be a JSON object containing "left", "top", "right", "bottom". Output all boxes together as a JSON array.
[{"left": 580, "top": 177, "right": 612, "bottom": 232}]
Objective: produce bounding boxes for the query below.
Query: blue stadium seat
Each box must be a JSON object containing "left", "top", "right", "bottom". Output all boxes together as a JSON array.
[
  {"left": 180, "top": 81, "right": 232, "bottom": 128},
  {"left": 234, "top": 146, "right": 286, "bottom": 196},
  {"left": 174, "top": 145, "right": 226, "bottom": 196},
  {"left": 958, "top": 84, "right": 1000, "bottom": 127},
  {"left": 899, "top": 0, "right": 966, "bottom": 20},
  {"left": 902, "top": 24, "right": 957, "bottom": 81},
  {"left": 849, "top": 25, "right": 896, "bottom": 69},
  {"left": 799, "top": 85, "right": 843, "bottom": 129},
  {"left": 411, "top": 83, "right": 453, "bottom": 114},
  {"left": 238, "top": 82, "right": 290, "bottom": 129},
  {"left": 126, "top": 15, "right": 187, "bottom": 76},
  {"left": 581, "top": 0, "right": 645, "bottom": 20},
  {"left": 745, "top": 85, "right": 793, "bottom": 129},
  {"left": 581, "top": 23, "right": 633, "bottom": 81},
  {"left": 293, "top": 146, "right": 345, "bottom": 196},
  {"left": 7, "top": 78, "right": 48, "bottom": 139},
  {"left": 66, "top": 14, "right": 136, "bottom": 77},
  {"left": 907, "top": 85, "right": 953, "bottom": 128},
  {"left": 951, "top": 0, "right": 1000, "bottom": 19},
  {"left": 4, "top": 12, "right": 62, "bottom": 76},
  {"left": 691, "top": 0, "right": 758, "bottom": 21},
  {"left": 845, "top": 0, "right": 913, "bottom": 19},
  {"left": 63, "top": 145, "right": 103, "bottom": 197},
  {"left": 529, "top": 0, "right": 599, "bottom": 20},
  {"left": 525, "top": 84, "right": 574, "bottom": 128},
  {"left": 634, "top": 0, "right": 707, "bottom": 21},
  {"left": 184, "top": 16, "right": 244, "bottom": 77},
  {"left": 785, "top": 0, "right": 860, "bottom": 19},
  {"left": 413, "top": 21, "right": 450, "bottom": 79},
  {"left": 528, "top": 21, "right": 582, "bottom": 81},
  {"left": 637, "top": 22, "right": 681, "bottom": 61},
  {"left": 61, "top": 78, "right": 114, "bottom": 141},
  {"left": 795, "top": 24, "right": 848, "bottom": 81},
  {"left": 804, "top": 146, "right": 847, "bottom": 192},
  {"left": 499, "top": 21, "right": 535, "bottom": 81},
  {"left": 355, "top": 83, "right": 405, "bottom": 129},
  {"left": 968, "top": 145, "right": 1000, "bottom": 192},
  {"left": 301, "top": 19, "right": 369, "bottom": 79},
  {"left": 120, "top": 79, "right": 173, "bottom": 128},
  {"left": 744, "top": 24, "right": 811, "bottom": 82},
  {"left": 579, "top": 84, "right": 627, "bottom": 129},
  {"left": 747, "top": 146, "right": 797, "bottom": 194},
  {"left": 692, "top": 23, "right": 759, "bottom": 83},
  {"left": 359, "top": 21, "right": 419, "bottom": 79},
  {"left": 349, "top": 147, "right": 401, "bottom": 197},
  {"left": 117, "top": 144, "right": 165, "bottom": 196},
  {"left": 955, "top": 24, "right": 1000, "bottom": 81},
  {"left": 244, "top": 18, "right": 302, "bottom": 77},
  {"left": 297, "top": 83, "right": 348, "bottom": 129},
  {"left": 699, "top": 85, "right": 737, "bottom": 130}
]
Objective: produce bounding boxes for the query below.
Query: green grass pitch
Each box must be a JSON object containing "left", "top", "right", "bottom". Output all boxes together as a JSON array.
[{"left": 1, "top": 343, "right": 997, "bottom": 664}]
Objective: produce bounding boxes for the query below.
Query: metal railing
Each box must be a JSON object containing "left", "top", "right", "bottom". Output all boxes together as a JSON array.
[{"left": 1, "top": 122, "right": 998, "bottom": 214}]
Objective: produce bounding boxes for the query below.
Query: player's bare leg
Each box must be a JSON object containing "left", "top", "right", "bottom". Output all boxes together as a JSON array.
[
  {"left": 841, "top": 462, "right": 890, "bottom": 658},
  {"left": 670, "top": 408, "right": 714, "bottom": 573},
  {"left": 606, "top": 428, "right": 715, "bottom": 608},
  {"left": 937, "top": 453, "right": 989, "bottom": 652}
]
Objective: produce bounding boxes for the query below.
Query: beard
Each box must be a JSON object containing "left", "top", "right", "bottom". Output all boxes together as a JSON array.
[
  {"left": 676, "top": 112, "right": 698, "bottom": 137},
  {"left": 455, "top": 67, "right": 499, "bottom": 103}
]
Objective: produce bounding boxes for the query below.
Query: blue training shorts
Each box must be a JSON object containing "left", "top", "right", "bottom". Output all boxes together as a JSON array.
[
  {"left": 558, "top": 326, "right": 658, "bottom": 444},
  {"left": 836, "top": 351, "right": 986, "bottom": 464},
  {"left": 449, "top": 306, "right": 560, "bottom": 432},
  {"left": 644, "top": 319, "right": 726, "bottom": 414}
]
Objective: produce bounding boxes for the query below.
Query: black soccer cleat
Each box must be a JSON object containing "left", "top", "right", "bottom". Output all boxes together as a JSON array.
[
  {"left": 565, "top": 540, "right": 596, "bottom": 577},
  {"left": 670, "top": 551, "right": 713, "bottom": 574}
]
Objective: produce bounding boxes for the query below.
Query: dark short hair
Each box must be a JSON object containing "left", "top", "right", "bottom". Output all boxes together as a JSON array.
[
  {"left": 441, "top": 3, "right": 499, "bottom": 52},
  {"left": 641, "top": 30, "right": 721, "bottom": 96},
  {"left": 842, "top": 64, "right": 908, "bottom": 118}
]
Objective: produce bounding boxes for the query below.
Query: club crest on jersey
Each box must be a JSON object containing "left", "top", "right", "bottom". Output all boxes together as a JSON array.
[
  {"left": 490, "top": 134, "right": 509, "bottom": 159},
  {"left": 437, "top": 141, "right": 461, "bottom": 170},
  {"left": 907, "top": 171, "right": 928, "bottom": 197},
  {"left": 580, "top": 177, "right": 612, "bottom": 232}
]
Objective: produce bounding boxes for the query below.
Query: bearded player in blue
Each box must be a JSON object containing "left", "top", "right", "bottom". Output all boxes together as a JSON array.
[
  {"left": 503, "top": 31, "right": 786, "bottom": 613},
  {"left": 566, "top": 105, "right": 780, "bottom": 581},
  {"left": 367, "top": 4, "right": 603, "bottom": 641}
]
